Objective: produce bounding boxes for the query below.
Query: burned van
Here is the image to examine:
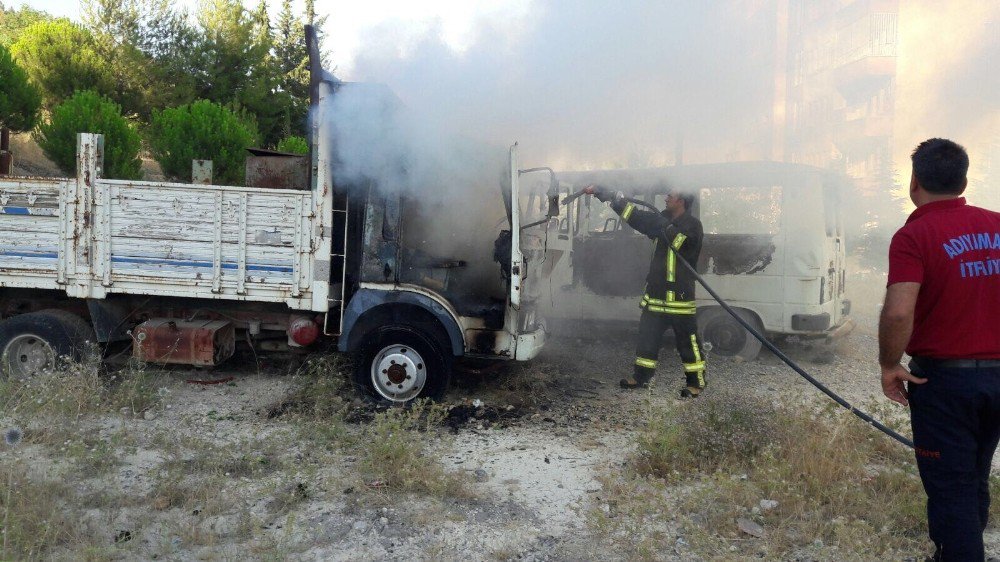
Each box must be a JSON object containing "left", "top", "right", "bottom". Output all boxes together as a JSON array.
[{"left": 533, "top": 162, "right": 854, "bottom": 359}]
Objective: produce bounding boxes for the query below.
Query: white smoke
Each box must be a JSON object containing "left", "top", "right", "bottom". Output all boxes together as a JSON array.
[{"left": 344, "top": 0, "right": 774, "bottom": 170}]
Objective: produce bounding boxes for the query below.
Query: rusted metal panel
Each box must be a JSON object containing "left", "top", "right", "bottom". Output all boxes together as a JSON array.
[
  {"left": 245, "top": 150, "right": 308, "bottom": 190},
  {"left": 192, "top": 160, "right": 213, "bottom": 185},
  {"left": 133, "top": 318, "right": 235, "bottom": 366}
]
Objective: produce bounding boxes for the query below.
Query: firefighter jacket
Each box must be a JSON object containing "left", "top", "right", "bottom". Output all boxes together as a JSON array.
[{"left": 611, "top": 200, "right": 704, "bottom": 315}]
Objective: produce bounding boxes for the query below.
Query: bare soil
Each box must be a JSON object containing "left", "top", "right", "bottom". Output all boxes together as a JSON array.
[
  {"left": 10, "top": 311, "right": 996, "bottom": 561},
  {"left": 0, "top": 202, "right": 991, "bottom": 560}
]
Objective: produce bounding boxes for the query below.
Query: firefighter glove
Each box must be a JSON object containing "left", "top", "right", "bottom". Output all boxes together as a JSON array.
[{"left": 590, "top": 186, "right": 621, "bottom": 204}]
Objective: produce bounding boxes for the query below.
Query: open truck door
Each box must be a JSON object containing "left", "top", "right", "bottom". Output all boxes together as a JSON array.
[{"left": 508, "top": 143, "right": 524, "bottom": 309}]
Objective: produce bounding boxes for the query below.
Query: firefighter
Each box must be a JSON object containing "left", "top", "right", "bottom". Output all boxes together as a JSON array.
[
  {"left": 880, "top": 138, "right": 1000, "bottom": 560},
  {"left": 586, "top": 185, "right": 706, "bottom": 398}
]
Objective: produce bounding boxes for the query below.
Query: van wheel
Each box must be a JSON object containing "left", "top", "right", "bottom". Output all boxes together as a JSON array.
[
  {"left": 697, "top": 307, "right": 763, "bottom": 360},
  {"left": 353, "top": 325, "right": 450, "bottom": 403},
  {"left": 0, "top": 310, "right": 95, "bottom": 379}
]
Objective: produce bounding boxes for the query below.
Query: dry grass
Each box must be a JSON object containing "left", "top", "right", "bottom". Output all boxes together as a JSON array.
[
  {"left": 589, "top": 390, "right": 960, "bottom": 559},
  {"left": 277, "top": 354, "right": 352, "bottom": 446},
  {"left": 1, "top": 459, "right": 80, "bottom": 559},
  {"left": 0, "top": 453, "right": 131, "bottom": 560},
  {"left": 0, "top": 355, "right": 167, "bottom": 560},
  {"left": 635, "top": 388, "right": 782, "bottom": 478},
  {"left": 1, "top": 354, "right": 162, "bottom": 433},
  {"left": 357, "top": 400, "right": 472, "bottom": 498}
]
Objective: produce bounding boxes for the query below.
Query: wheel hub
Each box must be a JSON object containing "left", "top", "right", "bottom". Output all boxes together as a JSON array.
[
  {"left": 3, "top": 334, "right": 55, "bottom": 379},
  {"left": 371, "top": 345, "right": 426, "bottom": 402},
  {"left": 386, "top": 363, "right": 408, "bottom": 385},
  {"left": 706, "top": 322, "right": 745, "bottom": 355}
]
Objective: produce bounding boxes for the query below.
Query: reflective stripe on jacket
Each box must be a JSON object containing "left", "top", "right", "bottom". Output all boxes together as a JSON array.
[{"left": 613, "top": 201, "right": 704, "bottom": 313}]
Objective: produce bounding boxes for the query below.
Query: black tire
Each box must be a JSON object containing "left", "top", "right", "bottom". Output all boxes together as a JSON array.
[
  {"left": 0, "top": 310, "right": 96, "bottom": 379},
  {"left": 353, "top": 325, "right": 451, "bottom": 404},
  {"left": 697, "top": 306, "right": 764, "bottom": 360}
]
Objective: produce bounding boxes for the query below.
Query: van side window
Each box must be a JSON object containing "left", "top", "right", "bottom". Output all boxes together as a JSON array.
[{"left": 700, "top": 186, "right": 782, "bottom": 235}]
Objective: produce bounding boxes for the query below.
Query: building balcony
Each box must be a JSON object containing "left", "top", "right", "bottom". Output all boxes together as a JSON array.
[{"left": 832, "top": 55, "right": 896, "bottom": 98}]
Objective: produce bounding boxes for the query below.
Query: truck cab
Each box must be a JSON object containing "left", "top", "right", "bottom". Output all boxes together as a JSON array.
[{"left": 0, "top": 25, "right": 553, "bottom": 405}]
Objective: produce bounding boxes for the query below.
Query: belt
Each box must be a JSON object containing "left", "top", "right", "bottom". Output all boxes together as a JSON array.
[{"left": 912, "top": 357, "right": 1000, "bottom": 370}]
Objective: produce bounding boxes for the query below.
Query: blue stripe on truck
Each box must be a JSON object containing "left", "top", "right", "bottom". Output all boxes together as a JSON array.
[{"left": 0, "top": 250, "right": 293, "bottom": 273}]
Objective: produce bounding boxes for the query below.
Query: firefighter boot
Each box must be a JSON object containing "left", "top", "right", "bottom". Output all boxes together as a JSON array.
[
  {"left": 679, "top": 371, "right": 706, "bottom": 399},
  {"left": 622, "top": 359, "right": 656, "bottom": 389}
]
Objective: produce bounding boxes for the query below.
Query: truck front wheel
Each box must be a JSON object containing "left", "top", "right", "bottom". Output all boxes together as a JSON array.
[
  {"left": 353, "top": 325, "right": 451, "bottom": 403},
  {"left": 0, "top": 310, "right": 95, "bottom": 379},
  {"left": 697, "top": 307, "right": 764, "bottom": 361}
]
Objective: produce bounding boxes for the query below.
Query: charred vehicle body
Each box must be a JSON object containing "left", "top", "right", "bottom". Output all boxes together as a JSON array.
[
  {"left": 0, "top": 26, "right": 551, "bottom": 403},
  {"left": 535, "top": 162, "right": 854, "bottom": 359}
]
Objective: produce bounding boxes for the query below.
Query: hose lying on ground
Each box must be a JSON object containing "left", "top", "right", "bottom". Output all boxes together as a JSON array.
[{"left": 564, "top": 188, "right": 914, "bottom": 449}]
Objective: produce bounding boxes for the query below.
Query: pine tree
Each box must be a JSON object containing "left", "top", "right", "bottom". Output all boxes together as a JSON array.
[
  {"left": 0, "top": 42, "right": 41, "bottom": 174},
  {"left": 250, "top": 0, "right": 269, "bottom": 47}
]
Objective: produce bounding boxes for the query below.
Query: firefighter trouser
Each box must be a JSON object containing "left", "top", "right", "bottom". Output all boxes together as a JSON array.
[
  {"left": 633, "top": 307, "right": 706, "bottom": 388},
  {"left": 908, "top": 361, "right": 1000, "bottom": 562}
]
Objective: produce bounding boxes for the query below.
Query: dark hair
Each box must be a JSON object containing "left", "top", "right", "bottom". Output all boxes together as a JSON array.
[
  {"left": 676, "top": 192, "right": 694, "bottom": 210},
  {"left": 911, "top": 138, "right": 969, "bottom": 194}
]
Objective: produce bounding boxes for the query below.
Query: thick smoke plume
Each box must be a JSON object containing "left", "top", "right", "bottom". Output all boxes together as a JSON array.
[
  {"left": 323, "top": 0, "right": 998, "bottom": 326},
  {"left": 345, "top": 0, "right": 774, "bottom": 170}
]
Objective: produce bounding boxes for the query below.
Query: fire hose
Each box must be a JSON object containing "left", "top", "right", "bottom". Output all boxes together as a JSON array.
[{"left": 563, "top": 188, "right": 914, "bottom": 449}]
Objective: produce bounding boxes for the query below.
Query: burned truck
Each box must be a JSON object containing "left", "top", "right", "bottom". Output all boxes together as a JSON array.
[
  {"left": 0, "top": 26, "right": 552, "bottom": 403},
  {"left": 532, "top": 162, "right": 854, "bottom": 359}
]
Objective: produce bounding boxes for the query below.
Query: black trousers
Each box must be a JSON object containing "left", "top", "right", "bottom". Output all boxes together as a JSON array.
[
  {"left": 633, "top": 308, "right": 706, "bottom": 387},
  {"left": 908, "top": 362, "right": 1000, "bottom": 561}
]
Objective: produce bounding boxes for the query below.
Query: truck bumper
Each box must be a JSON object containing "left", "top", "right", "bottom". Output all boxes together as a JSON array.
[
  {"left": 825, "top": 317, "right": 856, "bottom": 341},
  {"left": 514, "top": 323, "right": 548, "bottom": 361}
]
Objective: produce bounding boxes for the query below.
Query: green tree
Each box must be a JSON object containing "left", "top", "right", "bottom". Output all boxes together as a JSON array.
[
  {"left": 148, "top": 100, "right": 259, "bottom": 185},
  {"left": 35, "top": 90, "right": 142, "bottom": 180},
  {"left": 0, "top": 4, "right": 52, "bottom": 47},
  {"left": 250, "top": 0, "right": 269, "bottom": 45},
  {"left": 0, "top": 43, "right": 40, "bottom": 133},
  {"left": 303, "top": 0, "right": 328, "bottom": 37},
  {"left": 193, "top": 0, "right": 263, "bottom": 102},
  {"left": 273, "top": 0, "right": 325, "bottom": 140},
  {"left": 82, "top": 0, "right": 140, "bottom": 49},
  {"left": 133, "top": 1, "right": 199, "bottom": 114},
  {"left": 10, "top": 21, "right": 114, "bottom": 110},
  {"left": 274, "top": 0, "right": 299, "bottom": 79},
  {"left": 276, "top": 135, "right": 308, "bottom": 155},
  {"left": 192, "top": 0, "right": 286, "bottom": 147},
  {"left": 81, "top": 0, "right": 199, "bottom": 119},
  {"left": 0, "top": 41, "right": 40, "bottom": 174}
]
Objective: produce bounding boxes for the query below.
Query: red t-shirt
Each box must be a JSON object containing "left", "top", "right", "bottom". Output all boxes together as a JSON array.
[{"left": 887, "top": 197, "right": 1000, "bottom": 358}]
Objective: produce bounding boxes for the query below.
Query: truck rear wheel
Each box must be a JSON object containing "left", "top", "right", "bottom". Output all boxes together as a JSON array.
[
  {"left": 353, "top": 325, "right": 451, "bottom": 403},
  {"left": 697, "top": 307, "right": 763, "bottom": 360},
  {"left": 0, "top": 310, "right": 96, "bottom": 379}
]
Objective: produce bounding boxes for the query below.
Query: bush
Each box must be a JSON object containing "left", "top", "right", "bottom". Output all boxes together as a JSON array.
[
  {"left": 615, "top": 393, "right": 932, "bottom": 558},
  {"left": 9, "top": 21, "right": 114, "bottom": 109},
  {"left": 0, "top": 43, "right": 40, "bottom": 133},
  {"left": 34, "top": 90, "right": 142, "bottom": 180},
  {"left": 636, "top": 389, "right": 784, "bottom": 477},
  {"left": 276, "top": 135, "right": 308, "bottom": 155},
  {"left": 358, "top": 400, "right": 471, "bottom": 497},
  {"left": 148, "top": 100, "right": 259, "bottom": 185}
]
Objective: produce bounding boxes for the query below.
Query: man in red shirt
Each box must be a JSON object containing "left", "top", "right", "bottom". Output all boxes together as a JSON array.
[{"left": 880, "top": 138, "right": 1000, "bottom": 561}]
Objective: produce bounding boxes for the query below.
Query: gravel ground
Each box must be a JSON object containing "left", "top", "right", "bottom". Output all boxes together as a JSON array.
[{"left": 9, "top": 293, "right": 1000, "bottom": 560}]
